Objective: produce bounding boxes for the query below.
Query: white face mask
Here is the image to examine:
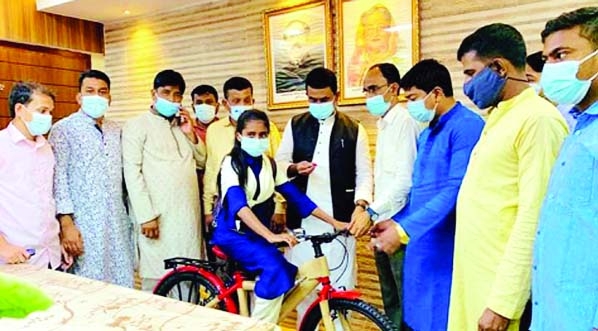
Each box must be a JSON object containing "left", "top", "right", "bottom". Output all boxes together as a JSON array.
[
  {"left": 229, "top": 104, "right": 253, "bottom": 121},
  {"left": 540, "top": 49, "right": 598, "bottom": 105},
  {"left": 81, "top": 95, "right": 109, "bottom": 119},
  {"left": 194, "top": 104, "right": 216, "bottom": 124}
]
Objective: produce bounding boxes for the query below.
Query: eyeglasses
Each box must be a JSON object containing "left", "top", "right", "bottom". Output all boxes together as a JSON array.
[{"left": 363, "top": 84, "right": 388, "bottom": 95}]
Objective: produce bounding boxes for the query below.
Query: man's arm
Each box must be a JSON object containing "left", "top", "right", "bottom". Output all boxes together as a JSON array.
[
  {"left": 395, "top": 120, "right": 483, "bottom": 242},
  {"left": 354, "top": 123, "right": 373, "bottom": 205},
  {"left": 274, "top": 119, "right": 295, "bottom": 177},
  {"left": 122, "top": 120, "right": 159, "bottom": 225},
  {"left": 369, "top": 117, "right": 419, "bottom": 217},
  {"left": 487, "top": 115, "right": 567, "bottom": 319}
]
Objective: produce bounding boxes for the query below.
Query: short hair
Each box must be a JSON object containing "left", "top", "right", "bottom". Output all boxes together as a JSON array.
[
  {"left": 191, "top": 85, "right": 219, "bottom": 101},
  {"left": 401, "top": 59, "right": 454, "bottom": 97},
  {"left": 223, "top": 77, "right": 253, "bottom": 99},
  {"left": 542, "top": 7, "right": 598, "bottom": 48},
  {"left": 457, "top": 23, "right": 527, "bottom": 70},
  {"left": 368, "top": 63, "right": 401, "bottom": 95},
  {"left": 8, "top": 82, "right": 56, "bottom": 118},
  {"left": 526, "top": 51, "right": 545, "bottom": 73},
  {"left": 79, "top": 69, "right": 111, "bottom": 90},
  {"left": 305, "top": 67, "right": 338, "bottom": 94},
  {"left": 153, "top": 69, "right": 186, "bottom": 94}
]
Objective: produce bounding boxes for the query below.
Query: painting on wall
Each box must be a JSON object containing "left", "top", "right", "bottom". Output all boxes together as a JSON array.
[
  {"left": 263, "top": 1, "right": 333, "bottom": 110},
  {"left": 337, "top": 0, "right": 419, "bottom": 104}
]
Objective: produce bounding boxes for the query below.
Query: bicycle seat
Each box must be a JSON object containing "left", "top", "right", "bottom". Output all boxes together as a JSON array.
[{"left": 211, "top": 246, "right": 229, "bottom": 261}]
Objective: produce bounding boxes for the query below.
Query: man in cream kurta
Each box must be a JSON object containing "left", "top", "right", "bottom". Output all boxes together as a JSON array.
[{"left": 123, "top": 109, "right": 206, "bottom": 291}]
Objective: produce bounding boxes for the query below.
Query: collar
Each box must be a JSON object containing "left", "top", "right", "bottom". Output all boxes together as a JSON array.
[
  {"left": 582, "top": 101, "right": 598, "bottom": 116},
  {"left": 430, "top": 101, "right": 461, "bottom": 130},
  {"left": 377, "top": 103, "right": 401, "bottom": 129},
  {"left": 74, "top": 110, "right": 104, "bottom": 132},
  {"left": 487, "top": 87, "right": 536, "bottom": 126},
  {"left": 149, "top": 108, "right": 177, "bottom": 125},
  {"left": 7, "top": 123, "right": 47, "bottom": 149},
  {"left": 225, "top": 117, "right": 235, "bottom": 127},
  {"left": 318, "top": 111, "right": 337, "bottom": 126}
]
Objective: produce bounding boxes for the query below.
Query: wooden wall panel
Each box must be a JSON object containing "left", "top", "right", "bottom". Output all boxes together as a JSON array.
[
  {"left": 0, "top": 0, "right": 104, "bottom": 53},
  {"left": 0, "top": 41, "right": 90, "bottom": 127},
  {"left": 104, "top": 0, "right": 596, "bottom": 326}
]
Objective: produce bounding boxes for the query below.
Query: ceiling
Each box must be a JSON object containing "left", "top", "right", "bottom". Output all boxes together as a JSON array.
[{"left": 37, "top": 0, "right": 216, "bottom": 23}]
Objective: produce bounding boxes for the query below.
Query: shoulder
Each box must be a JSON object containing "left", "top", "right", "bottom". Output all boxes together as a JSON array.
[
  {"left": 122, "top": 113, "right": 148, "bottom": 131},
  {"left": 454, "top": 103, "right": 485, "bottom": 126}
]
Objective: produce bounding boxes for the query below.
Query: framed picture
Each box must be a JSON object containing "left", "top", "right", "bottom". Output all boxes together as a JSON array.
[
  {"left": 263, "top": 1, "right": 333, "bottom": 110},
  {"left": 337, "top": 0, "right": 419, "bottom": 105}
]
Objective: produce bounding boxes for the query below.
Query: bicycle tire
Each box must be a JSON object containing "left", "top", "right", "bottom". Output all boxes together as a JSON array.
[
  {"left": 154, "top": 271, "right": 226, "bottom": 310},
  {"left": 300, "top": 298, "right": 399, "bottom": 331}
]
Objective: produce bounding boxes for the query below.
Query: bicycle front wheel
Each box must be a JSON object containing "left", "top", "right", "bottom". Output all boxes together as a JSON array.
[
  {"left": 300, "top": 298, "right": 399, "bottom": 331},
  {"left": 153, "top": 271, "right": 225, "bottom": 310}
]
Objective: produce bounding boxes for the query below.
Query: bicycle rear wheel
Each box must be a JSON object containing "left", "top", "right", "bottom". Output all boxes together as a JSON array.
[
  {"left": 153, "top": 271, "right": 225, "bottom": 310},
  {"left": 300, "top": 298, "right": 399, "bottom": 331}
]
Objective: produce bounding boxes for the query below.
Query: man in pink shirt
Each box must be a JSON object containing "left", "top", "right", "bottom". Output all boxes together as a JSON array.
[{"left": 0, "top": 82, "right": 62, "bottom": 268}]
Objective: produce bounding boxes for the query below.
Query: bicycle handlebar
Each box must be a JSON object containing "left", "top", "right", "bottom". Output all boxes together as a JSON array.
[{"left": 292, "top": 229, "right": 350, "bottom": 244}]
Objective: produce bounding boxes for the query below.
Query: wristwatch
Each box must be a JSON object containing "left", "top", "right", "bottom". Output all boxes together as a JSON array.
[{"left": 366, "top": 207, "right": 379, "bottom": 222}]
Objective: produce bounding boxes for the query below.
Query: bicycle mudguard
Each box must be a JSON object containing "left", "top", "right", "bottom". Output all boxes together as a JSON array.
[
  {"left": 155, "top": 266, "right": 238, "bottom": 314},
  {"left": 298, "top": 289, "right": 361, "bottom": 330}
]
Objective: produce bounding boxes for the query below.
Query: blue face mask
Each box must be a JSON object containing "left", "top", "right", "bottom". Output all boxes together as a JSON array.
[
  {"left": 540, "top": 49, "right": 598, "bottom": 105},
  {"left": 365, "top": 92, "right": 391, "bottom": 116},
  {"left": 463, "top": 66, "right": 506, "bottom": 109},
  {"left": 407, "top": 93, "right": 436, "bottom": 122},
  {"left": 81, "top": 95, "right": 109, "bottom": 119},
  {"left": 230, "top": 105, "right": 253, "bottom": 122},
  {"left": 308, "top": 101, "right": 335, "bottom": 120},
  {"left": 24, "top": 110, "right": 53, "bottom": 136},
  {"left": 240, "top": 136, "right": 270, "bottom": 157},
  {"left": 154, "top": 96, "right": 180, "bottom": 117}
]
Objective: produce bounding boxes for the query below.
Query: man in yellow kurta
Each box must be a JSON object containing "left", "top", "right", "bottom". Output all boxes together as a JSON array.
[
  {"left": 202, "top": 77, "right": 282, "bottom": 227},
  {"left": 448, "top": 24, "right": 568, "bottom": 331}
]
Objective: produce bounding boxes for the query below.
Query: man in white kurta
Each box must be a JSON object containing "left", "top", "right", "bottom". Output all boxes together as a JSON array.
[{"left": 122, "top": 70, "right": 206, "bottom": 291}]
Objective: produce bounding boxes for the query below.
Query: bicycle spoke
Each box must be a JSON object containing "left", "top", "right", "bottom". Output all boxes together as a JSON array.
[
  {"left": 176, "top": 282, "right": 183, "bottom": 301},
  {"left": 337, "top": 310, "right": 352, "bottom": 331}
]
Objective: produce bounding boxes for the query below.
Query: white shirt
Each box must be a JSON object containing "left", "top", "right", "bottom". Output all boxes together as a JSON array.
[
  {"left": 369, "top": 103, "right": 421, "bottom": 220},
  {"left": 276, "top": 111, "right": 373, "bottom": 219}
]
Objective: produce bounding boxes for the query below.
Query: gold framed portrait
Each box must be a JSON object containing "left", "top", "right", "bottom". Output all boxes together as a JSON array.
[
  {"left": 263, "top": 1, "right": 333, "bottom": 110},
  {"left": 337, "top": 0, "right": 420, "bottom": 105}
]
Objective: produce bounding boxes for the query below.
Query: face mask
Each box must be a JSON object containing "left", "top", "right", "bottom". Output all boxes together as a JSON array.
[
  {"left": 463, "top": 66, "right": 506, "bottom": 109},
  {"left": 154, "top": 96, "right": 180, "bottom": 117},
  {"left": 540, "top": 49, "right": 598, "bottom": 105},
  {"left": 230, "top": 105, "right": 253, "bottom": 122},
  {"left": 240, "top": 136, "right": 270, "bottom": 157},
  {"left": 530, "top": 83, "right": 542, "bottom": 95},
  {"left": 308, "top": 101, "right": 335, "bottom": 120},
  {"left": 407, "top": 93, "right": 436, "bottom": 122},
  {"left": 81, "top": 95, "right": 109, "bottom": 119},
  {"left": 23, "top": 110, "right": 52, "bottom": 136},
  {"left": 194, "top": 104, "right": 216, "bottom": 124},
  {"left": 365, "top": 90, "right": 391, "bottom": 116}
]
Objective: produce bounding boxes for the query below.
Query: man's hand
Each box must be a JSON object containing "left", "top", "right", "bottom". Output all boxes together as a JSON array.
[
  {"left": 59, "top": 215, "right": 84, "bottom": 257},
  {"left": 271, "top": 213, "right": 286, "bottom": 234},
  {"left": 0, "top": 242, "right": 30, "bottom": 264},
  {"left": 141, "top": 218, "right": 160, "bottom": 239},
  {"left": 478, "top": 308, "right": 510, "bottom": 331},
  {"left": 369, "top": 219, "right": 401, "bottom": 254},
  {"left": 204, "top": 214, "right": 214, "bottom": 228},
  {"left": 348, "top": 207, "right": 371, "bottom": 238},
  {"left": 289, "top": 161, "right": 316, "bottom": 177},
  {"left": 179, "top": 108, "right": 198, "bottom": 143}
]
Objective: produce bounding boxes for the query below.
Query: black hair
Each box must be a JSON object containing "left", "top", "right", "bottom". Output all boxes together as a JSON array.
[
  {"left": 542, "top": 7, "right": 598, "bottom": 48},
  {"left": 8, "top": 82, "right": 56, "bottom": 118},
  {"left": 401, "top": 59, "right": 454, "bottom": 97},
  {"left": 191, "top": 84, "right": 219, "bottom": 101},
  {"left": 526, "top": 51, "right": 545, "bottom": 73},
  {"left": 457, "top": 23, "right": 527, "bottom": 70},
  {"left": 228, "top": 109, "right": 270, "bottom": 188},
  {"left": 79, "top": 69, "right": 111, "bottom": 90},
  {"left": 305, "top": 67, "right": 338, "bottom": 94},
  {"left": 223, "top": 77, "right": 253, "bottom": 99},
  {"left": 153, "top": 69, "right": 186, "bottom": 94},
  {"left": 368, "top": 63, "right": 401, "bottom": 95}
]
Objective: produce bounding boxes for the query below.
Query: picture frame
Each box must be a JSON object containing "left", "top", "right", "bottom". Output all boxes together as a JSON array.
[
  {"left": 263, "top": 1, "right": 333, "bottom": 110},
  {"left": 337, "top": 0, "right": 420, "bottom": 105}
]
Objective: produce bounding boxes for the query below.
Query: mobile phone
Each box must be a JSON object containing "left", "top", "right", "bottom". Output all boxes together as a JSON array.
[{"left": 26, "top": 248, "right": 36, "bottom": 257}]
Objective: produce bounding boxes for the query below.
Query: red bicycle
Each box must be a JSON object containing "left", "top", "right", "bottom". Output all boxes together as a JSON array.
[{"left": 153, "top": 230, "right": 398, "bottom": 331}]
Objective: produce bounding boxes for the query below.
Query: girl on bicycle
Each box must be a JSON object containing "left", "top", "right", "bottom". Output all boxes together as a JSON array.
[{"left": 212, "top": 109, "right": 344, "bottom": 324}]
